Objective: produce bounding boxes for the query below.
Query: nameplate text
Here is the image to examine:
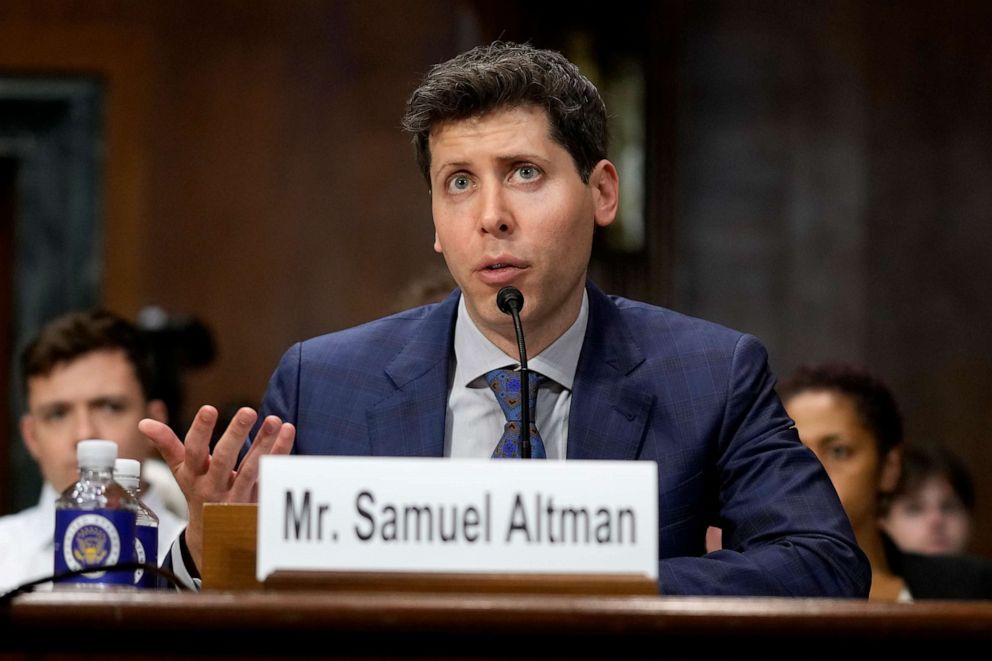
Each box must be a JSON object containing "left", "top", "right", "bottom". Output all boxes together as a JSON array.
[{"left": 256, "top": 456, "right": 657, "bottom": 581}]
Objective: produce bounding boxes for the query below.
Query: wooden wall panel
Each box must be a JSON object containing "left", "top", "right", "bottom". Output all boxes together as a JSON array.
[
  {"left": 0, "top": 0, "right": 468, "bottom": 427},
  {"left": 671, "top": 0, "right": 992, "bottom": 555},
  {"left": 139, "top": 1, "right": 466, "bottom": 418}
]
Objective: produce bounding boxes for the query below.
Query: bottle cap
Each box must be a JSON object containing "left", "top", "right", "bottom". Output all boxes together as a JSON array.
[
  {"left": 76, "top": 439, "right": 118, "bottom": 469},
  {"left": 114, "top": 458, "right": 141, "bottom": 489}
]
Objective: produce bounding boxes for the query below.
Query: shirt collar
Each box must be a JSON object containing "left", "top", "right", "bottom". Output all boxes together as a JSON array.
[
  {"left": 38, "top": 482, "right": 59, "bottom": 519},
  {"left": 453, "top": 289, "right": 588, "bottom": 390},
  {"left": 32, "top": 482, "right": 61, "bottom": 550}
]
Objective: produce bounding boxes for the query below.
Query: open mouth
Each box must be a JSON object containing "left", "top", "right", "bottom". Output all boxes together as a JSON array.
[{"left": 477, "top": 260, "right": 526, "bottom": 285}]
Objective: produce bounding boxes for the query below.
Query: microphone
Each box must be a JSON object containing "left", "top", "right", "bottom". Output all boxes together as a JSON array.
[{"left": 496, "top": 286, "right": 533, "bottom": 459}]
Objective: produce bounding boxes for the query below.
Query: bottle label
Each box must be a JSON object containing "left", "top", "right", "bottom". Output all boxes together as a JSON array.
[
  {"left": 133, "top": 525, "right": 158, "bottom": 588},
  {"left": 54, "top": 509, "right": 136, "bottom": 585}
]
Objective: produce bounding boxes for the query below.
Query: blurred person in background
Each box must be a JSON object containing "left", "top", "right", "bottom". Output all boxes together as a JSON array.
[
  {"left": 780, "top": 362, "right": 992, "bottom": 601},
  {"left": 391, "top": 264, "right": 457, "bottom": 312},
  {"left": 880, "top": 443, "right": 974, "bottom": 556},
  {"left": 0, "top": 310, "right": 186, "bottom": 593}
]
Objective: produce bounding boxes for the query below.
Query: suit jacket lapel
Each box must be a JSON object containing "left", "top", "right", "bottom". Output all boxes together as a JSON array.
[
  {"left": 567, "top": 283, "right": 655, "bottom": 460},
  {"left": 366, "top": 290, "right": 459, "bottom": 457}
]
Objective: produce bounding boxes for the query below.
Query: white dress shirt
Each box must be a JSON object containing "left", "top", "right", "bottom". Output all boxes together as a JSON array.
[{"left": 445, "top": 291, "right": 588, "bottom": 459}]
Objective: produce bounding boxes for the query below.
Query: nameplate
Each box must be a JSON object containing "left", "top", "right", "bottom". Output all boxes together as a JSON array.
[{"left": 256, "top": 456, "right": 658, "bottom": 582}]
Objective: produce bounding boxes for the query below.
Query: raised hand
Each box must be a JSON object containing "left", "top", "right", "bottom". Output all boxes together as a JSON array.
[{"left": 139, "top": 405, "right": 295, "bottom": 570}]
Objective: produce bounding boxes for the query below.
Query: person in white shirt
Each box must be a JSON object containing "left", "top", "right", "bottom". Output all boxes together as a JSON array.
[{"left": 0, "top": 310, "right": 187, "bottom": 593}]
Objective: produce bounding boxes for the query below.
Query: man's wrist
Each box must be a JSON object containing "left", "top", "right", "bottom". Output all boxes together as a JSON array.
[{"left": 179, "top": 528, "right": 202, "bottom": 580}]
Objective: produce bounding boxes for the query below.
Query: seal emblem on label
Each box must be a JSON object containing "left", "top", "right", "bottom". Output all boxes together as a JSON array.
[{"left": 63, "top": 513, "right": 122, "bottom": 577}]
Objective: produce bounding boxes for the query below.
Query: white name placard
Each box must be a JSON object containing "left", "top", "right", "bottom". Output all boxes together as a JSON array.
[{"left": 256, "top": 456, "right": 658, "bottom": 582}]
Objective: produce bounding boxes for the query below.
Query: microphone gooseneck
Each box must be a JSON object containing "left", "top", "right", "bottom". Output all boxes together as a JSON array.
[{"left": 496, "top": 286, "right": 532, "bottom": 459}]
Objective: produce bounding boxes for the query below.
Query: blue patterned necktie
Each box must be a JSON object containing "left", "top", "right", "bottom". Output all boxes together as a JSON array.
[{"left": 485, "top": 368, "right": 547, "bottom": 459}]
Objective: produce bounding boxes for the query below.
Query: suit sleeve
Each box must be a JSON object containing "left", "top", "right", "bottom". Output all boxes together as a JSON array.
[
  {"left": 258, "top": 342, "right": 303, "bottom": 427},
  {"left": 658, "top": 335, "right": 871, "bottom": 597},
  {"left": 235, "top": 342, "right": 303, "bottom": 462}
]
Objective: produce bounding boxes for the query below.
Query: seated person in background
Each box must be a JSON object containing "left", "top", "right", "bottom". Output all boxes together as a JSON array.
[
  {"left": 391, "top": 264, "right": 457, "bottom": 312},
  {"left": 780, "top": 362, "right": 992, "bottom": 601},
  {"left": 142, "top": 41, "right": 868, "bottom": 597},
  {"left": 880, "top": 444, "right": 974, "bottom": 556},
  {"left": 0, "top": 310, "right": 187, "bottom": 593}
]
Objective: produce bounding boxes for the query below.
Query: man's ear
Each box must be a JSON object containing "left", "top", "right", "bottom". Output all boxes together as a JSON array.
[
  {"left": 589, "top": 159, "right": 620, "bottom": 229},
  {"left": 879, "top": 445, "right": 903, "bottom": 493},
  {"left": 145, "top": 399, "right": 168, "bottom": 424},
  {"left": 433, "top": 230, "right": 443, "bottom": 254},
  {"left": 20, "top": 414, "right": 41, "bottom": 462}
]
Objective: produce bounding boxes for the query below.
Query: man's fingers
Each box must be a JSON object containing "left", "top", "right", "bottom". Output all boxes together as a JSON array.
[
  {"left": 209, "top": 407, "right": 258, "bottom": 484},
  {"left": 230, "top": 422, "right": 295, "bottom": 502},
  {"left": 272, "top": 422, "right": 295, "bottom": 455},
  {"left": 239, "top": 415, "right": 285, "bottom": 466},
  {"left": 183, "top": 405, "right": 220, "bottom": 475},
  {"left": 138, "top": 418, "right": 185, "bottom": 472}
]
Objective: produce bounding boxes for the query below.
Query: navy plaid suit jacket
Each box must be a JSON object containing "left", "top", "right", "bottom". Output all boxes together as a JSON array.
[{"left": 258, "top": 282, "right": 870, "bottom": 597}]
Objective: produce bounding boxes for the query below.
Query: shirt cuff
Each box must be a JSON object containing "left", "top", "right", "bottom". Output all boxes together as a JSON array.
[{"left": 170, "top": 529, "right": 202, "bottom": 591}]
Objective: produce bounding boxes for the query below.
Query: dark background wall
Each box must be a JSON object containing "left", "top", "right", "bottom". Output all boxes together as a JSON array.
[
  {"left": 1, "top": 0, "right": 990, "bottom": 554},
  {"left": 671, "top": 0, "right": 992, "bottom": 556}
]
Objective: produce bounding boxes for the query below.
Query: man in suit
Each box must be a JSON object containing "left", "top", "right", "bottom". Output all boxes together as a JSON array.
[{"left": 142, "top": 42, "right": 869, "bottom": 596}]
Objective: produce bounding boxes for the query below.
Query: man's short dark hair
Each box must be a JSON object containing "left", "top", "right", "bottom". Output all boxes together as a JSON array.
[
  {"left": 401, "top": 41, "right": 608, "bottom": 186},
  {"left": 778, "top": 362, "right": 903, "bottom": 456},
  {"left": 21, "top": 309, "right": 155, "bottom": 401}
]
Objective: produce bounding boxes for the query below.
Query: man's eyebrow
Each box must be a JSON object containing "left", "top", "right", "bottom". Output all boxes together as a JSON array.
[
  {"left": 434, "top": 153, "right": 550, "bottom": 173},
  {"left": 433, "top": 160, "right": 471, "bottom": 174},
  {"left": 88, "top": 395, "right": 129, "bottom": 406},
  {"left": 35, "top": 400, "right": 69, "bottom": 413},
  {"left": 495, "top": 153, "right": 549, "bottom": 164}
]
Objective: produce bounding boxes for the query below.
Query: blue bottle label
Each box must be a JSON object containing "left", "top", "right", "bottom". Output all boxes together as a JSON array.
[
  {"left": 54, "top": 509, "right": 136, "bottom": 585},
  {"left": 133, "top": 525, "right": 158, "bottom": 588}
]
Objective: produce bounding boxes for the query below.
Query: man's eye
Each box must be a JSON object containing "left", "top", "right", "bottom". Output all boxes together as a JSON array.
[
  {"left": 516, "top": 165, "right": 540, "bottom": 180},
  {"left": 96, "top": 401, "right": 127, "bottom": 414},
  {"left": 42, "top": 409, "right": 67, "bottom": 423},
  {"left": 447, "top": 175, "right": 472, "bottom": 192}
]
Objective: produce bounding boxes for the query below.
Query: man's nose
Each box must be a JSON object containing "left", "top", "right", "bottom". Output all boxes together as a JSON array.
[
  {"left": 479, "top": 184, "right": 513, "bottom": 236},
  {"left": 74, "top": 410, "right": 98, "bottom": 441}
]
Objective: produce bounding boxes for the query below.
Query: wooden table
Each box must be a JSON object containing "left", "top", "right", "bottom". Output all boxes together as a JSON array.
[{"left": 3, "top": 590, "right": 991, "bottom": 658}]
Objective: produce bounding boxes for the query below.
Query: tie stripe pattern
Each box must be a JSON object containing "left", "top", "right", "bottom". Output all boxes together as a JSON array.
[{"left": 485, "top": 368, "right": 547, "bottom": 459}]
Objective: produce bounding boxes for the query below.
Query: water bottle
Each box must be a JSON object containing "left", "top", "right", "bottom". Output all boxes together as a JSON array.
[
  {"left": 53, "top": 440, "right": 138, "bottom": 588},
  {"left": 114, "top": 458, "right": 159, "bottom": 588}
]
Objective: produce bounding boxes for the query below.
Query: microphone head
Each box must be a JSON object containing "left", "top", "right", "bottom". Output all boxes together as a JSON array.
[{"left": 496, "top": 286, "right": 524, "bottom": 316}]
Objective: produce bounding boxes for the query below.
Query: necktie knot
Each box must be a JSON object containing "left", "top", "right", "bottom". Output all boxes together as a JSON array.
[
  {"left": 484, "top": 368, "right": 547, "bottom": 458},
  {"left": 485, "top": 368, "right": 545, "bottom": 421}
]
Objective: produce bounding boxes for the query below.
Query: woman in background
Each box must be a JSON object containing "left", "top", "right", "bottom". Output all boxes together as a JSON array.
[{"left": 780, "top": 363, "right": 992, "bottom": 601}]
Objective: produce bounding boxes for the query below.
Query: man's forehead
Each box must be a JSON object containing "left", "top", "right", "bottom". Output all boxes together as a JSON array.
[
  {"left": 27, "top": 349, "right": 142, "bottom": 401},
  {"left": 428, "top": 106, "right": 559, "bottom": 177},
  {"left": 428, "top": 105, "right": 552, "bottom": 145}
]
